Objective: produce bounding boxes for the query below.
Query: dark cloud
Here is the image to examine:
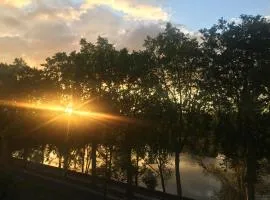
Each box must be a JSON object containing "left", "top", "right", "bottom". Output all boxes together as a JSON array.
[
  {"left": 117, "top": 22, "right": 163, "bottom": 50},
  {"left": 0, "top": 36, "right": 28, "bottom": 54},
  {"left": 25, "top": 21, "right": 76, "bottom": 45},
  {"left": 2, "top": 16, "right": 21, "bottom": 27}
]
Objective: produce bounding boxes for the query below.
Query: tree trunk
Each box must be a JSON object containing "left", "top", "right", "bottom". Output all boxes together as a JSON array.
[
  {"left": 1, "top": 137, "right": 6, "bottom": 163},
  {"left": 246, "top": 182, "right": 255, "bottom": 200},
  {"left": 104, "top": 146, "right": 109, "bottom": 200},
  {"left": 23, "top": 147, "right": 28, "bottom": 161},
  {"left": 86, "top": 154, "right": 90, "bottom": 174},
  {"left": 245, "top": 133, "right": 256, "bottom": 200},
  {"left": 63, "top": 153, "right": 69, "bottom": 177},
  {"left": 91, "top": 141, "right": 97, "bottom": 185},
  {"left": 135, "top": 152, "right": 139, "bottom": 187},
  {"left": 108, "top": 146, "right": 113, "bottom": 180},
  {"left": 0, "top": 136, "right": 11, "bottom": 166},
  {"left": 41, "top": 144, "right": 45, "bottom": 164},
  {"left": 158, "top": 161, "right": 166, "bottom": 193},
  {"left": 126, "top": 145, "right": 133, "bottom": 199},
  {"left": 23, "top": 147, "right": 29, "bottom": 168},
  {"left": 85, "top": 145, "right": 90, "bottom": 174},
  {"left": 175, "top": 151, "right": 182, "bottom": 199},
  {"left": 63, "top": 148, "right": 69, "bottom": 171},
  {"left": 81, "top": 146, "right": 86, "bottom": 173},
  {"left": 58, "top": 151, "right": 62, "bottom": 168},
  {"left": 74, "top": 158, "right": 77, "bottom": 170}
]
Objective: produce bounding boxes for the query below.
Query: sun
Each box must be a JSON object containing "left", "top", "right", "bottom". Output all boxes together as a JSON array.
[{"left": 65, "top": 105, "right": 73, "bottom": 115}]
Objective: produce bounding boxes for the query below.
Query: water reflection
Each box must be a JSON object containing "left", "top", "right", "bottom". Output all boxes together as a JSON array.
[
  {"left": 166, "top": 154, "right": 220, "bottom": 200},
  {"left": 14, "top": 146, "right": 220, "bottom": 200}
]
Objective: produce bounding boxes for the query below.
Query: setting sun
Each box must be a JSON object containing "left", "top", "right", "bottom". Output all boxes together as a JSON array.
[{"left": 65, "top": 106, "right": 73, "bottom": 115}]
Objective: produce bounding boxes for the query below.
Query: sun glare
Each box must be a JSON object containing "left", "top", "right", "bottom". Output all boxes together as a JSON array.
[
  {"left": 0, "top": 99, "right": 135, "bottom": 127},
  {"left": 65, "top": 106, "right": 73, "bottom": 115}
]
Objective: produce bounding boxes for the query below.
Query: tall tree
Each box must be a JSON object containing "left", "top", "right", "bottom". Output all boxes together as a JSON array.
[
  {"left": 144, "top": 23, "right": 202, "bottom": 199},
  {"left": 201, "top": 15, "right": 270, "bottom": 200}
]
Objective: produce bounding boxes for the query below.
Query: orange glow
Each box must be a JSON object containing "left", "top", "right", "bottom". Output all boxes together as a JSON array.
[
  {"left": 0, "top": 100, "right": 65, "bottom": 113},
  {"left": 65, "top": 105, "right": 73, "bottom": 115},
  {"left": 0, "top": 99, "right": 135, "bottom": 125},
  {"left": 74, "top": 110, "right": 132, "bottom": 123}
]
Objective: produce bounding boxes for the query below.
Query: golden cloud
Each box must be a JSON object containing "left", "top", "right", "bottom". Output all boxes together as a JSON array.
[
  {"left": 83, "top": 0, "right": 169, "bottom": 21},
  {"left": 2, "top": 0, "right": 31, "bottom": 8},
  {"left": 0, "top": 0, "right": 167, "bottom": 66}
]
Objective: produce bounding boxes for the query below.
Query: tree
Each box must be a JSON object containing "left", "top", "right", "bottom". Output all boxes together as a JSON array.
[
  {"left": 201, "top": 15, "right": 270, "bottom": 200},
  {"left": 144, "top": 23, "right": 202, "bottom": 199},
  {"left": 142, "top": 169, "right": 158, "bottom": 190}
]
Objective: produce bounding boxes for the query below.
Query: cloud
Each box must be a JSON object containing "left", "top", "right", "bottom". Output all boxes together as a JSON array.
[
  {"left": 3, "top": 0, "right": 31, "bottom": 8},
  {"left": 0, "top": 36, "right": 28, "bottom": 56},
  {"left": 117, "top": 22, "right": 163, "bottom": 50},
  {"left": 0, "top": 0, "right": 169, "bottom": 66},
  {"left": 73, "top": 7, "right": 165, "bottom": 50},
  {"left": 229, "top": 17, "right": 242, "bottom": 24},
  {"left": 82, "top": 0, "right": 169, "bottom": 21}
]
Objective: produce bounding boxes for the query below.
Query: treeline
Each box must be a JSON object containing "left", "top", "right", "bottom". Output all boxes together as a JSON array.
[{"left": 0, "top": 15, "right": 270, "bottom": 200}]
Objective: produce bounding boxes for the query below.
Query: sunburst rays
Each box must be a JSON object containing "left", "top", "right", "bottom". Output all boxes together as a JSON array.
[{"left": 0, "top": 98, "right": 136, "bottom": 135}]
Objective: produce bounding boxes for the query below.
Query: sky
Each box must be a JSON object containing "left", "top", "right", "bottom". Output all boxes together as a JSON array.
[{"left": 0, "top": 0, "right": 269, "bottom": 67}]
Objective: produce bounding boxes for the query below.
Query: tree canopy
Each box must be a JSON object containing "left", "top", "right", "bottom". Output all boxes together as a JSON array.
[{"left": 0, "top": 15, "right": 269, "bottom": 200}]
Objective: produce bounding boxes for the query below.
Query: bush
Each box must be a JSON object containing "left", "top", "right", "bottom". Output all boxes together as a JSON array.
[{"left": 142, "top": 169, "right": 158, "bottom": 190}]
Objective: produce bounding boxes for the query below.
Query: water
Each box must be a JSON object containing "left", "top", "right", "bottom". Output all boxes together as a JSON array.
[
  {"left": 164, "top": 154, "right": 220, "bottom": 200},
  {"left": 13, "top": 148, "right": 221, "bottom": 200},
  {"left": 43, "top": 150, "right": 221, "bottom": 200}
]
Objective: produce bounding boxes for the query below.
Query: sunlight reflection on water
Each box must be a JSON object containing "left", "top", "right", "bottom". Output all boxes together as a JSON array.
[{"left": 42, "top": 151, "right": 220, "bottom": 200}]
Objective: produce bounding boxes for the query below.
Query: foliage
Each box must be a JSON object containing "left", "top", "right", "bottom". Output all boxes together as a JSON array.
[
  {"left": 0, "top": 15, "right": 269, "bottom": 200},
  {"left": 142, "top": 169, "right": 158, "bottom": 190}
]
